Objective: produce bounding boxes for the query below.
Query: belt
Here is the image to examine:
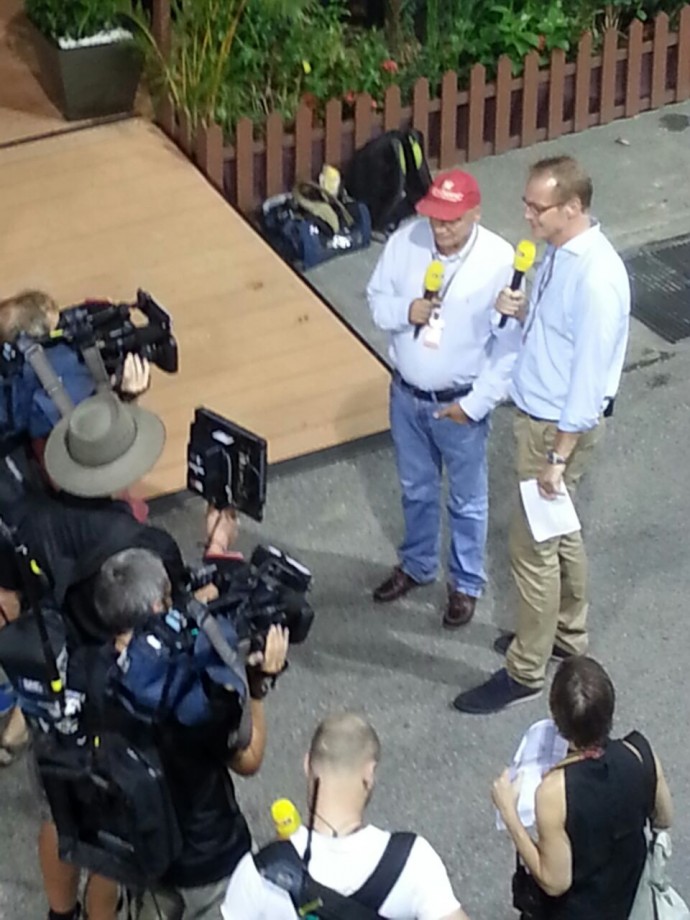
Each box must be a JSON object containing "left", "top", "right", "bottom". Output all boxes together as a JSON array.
[
  {"left": 394, "top": 372, "right": 472, "bottom": 403},
  {"left": 519, "top": 397, "right": 615, "bottom": 424},
  {"left": 522, "top": 411, "right": 558, "bottom": 424}
]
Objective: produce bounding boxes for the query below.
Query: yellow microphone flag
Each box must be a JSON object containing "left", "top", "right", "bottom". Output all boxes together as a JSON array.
[
  {"left": 424, "top": 259, "right": 444, "bottom": 295},
  {"left": 271, "top": 799, "right": 301, "bottom": 840},
  {"left": 513, "top": 239, "right": 536, "bottom": 274}
]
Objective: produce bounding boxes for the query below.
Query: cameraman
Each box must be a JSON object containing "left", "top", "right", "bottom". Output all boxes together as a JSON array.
[
  {"left": 0, "top": 393, "right": 242, "bottom": 919},
  {"left": 0, "top": 289, "right": 152, "bottom": 518},
  {"left": 0, "top": 391, "right": 181, "bottom": 639},
  {"left": 0, "top": 289, "right": 153, "bottom": 434},
  {"left": 90, "top": 548, "right": 289, "bottom": 920}
]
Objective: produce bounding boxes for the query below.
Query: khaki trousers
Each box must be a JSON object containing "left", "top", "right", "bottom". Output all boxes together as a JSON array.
[
  {"left": 505, "top": 411, "right": 603, "bottom": 688},
  {"left": 135, "top": 878, "right": 228, "bottom": 920}
]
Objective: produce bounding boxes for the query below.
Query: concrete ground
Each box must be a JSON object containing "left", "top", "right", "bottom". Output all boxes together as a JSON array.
[{"left": 2, "top": 100, "right": 690, "bottom": 918}]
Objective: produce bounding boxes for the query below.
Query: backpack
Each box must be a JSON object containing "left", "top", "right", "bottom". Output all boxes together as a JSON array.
[
  {"left": 0, "top": 600, "right": 185, "bottom": 888},
  {"left": 260, "top": 182, "right": 371, "bottom": 269},
  {"left": 343, "top": 129, "right": 432, "bottom": 237},
  {"left": 254, "top": 831, "right": 416, "bottom": 919}
]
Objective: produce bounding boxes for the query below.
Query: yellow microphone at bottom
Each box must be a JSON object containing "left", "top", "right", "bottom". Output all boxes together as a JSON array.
[{"left": 271, "top": 798, "right": 302, "bottom": 839}]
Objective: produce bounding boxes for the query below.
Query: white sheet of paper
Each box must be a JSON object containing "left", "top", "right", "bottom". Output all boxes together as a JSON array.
[
  {"left": 496, "top": 718, "right": 569, "bottom": 830},
  {"left": 519, "top": 478, "right": 581, "bottom": 543}
]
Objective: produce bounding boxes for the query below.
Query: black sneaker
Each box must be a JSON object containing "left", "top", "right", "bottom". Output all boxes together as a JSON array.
[
  {"left": 493, "top": 632, "right": 573, "bottom": 662},
  {"left": 47, "top": 904, "right": 81, "bottom": 920},
  {"left": 452, "top": 668, "right": 542, "bottom": 714}
]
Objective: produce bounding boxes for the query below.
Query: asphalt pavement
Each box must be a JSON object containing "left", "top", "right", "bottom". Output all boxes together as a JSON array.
[{"left": 1, "top": 100, "right": 690, "bottom": 919}]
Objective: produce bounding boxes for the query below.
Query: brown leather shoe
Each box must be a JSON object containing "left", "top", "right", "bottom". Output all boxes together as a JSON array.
[
  {"left": 443, "top": 590, "right": 477, "bottom": 628},
  {"left": 373, "top": 566, "right": 422, "bottom": 603}
]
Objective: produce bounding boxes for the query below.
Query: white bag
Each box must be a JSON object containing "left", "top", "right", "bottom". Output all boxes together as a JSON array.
[{"left": 629, "top": 830, "right": 690, "bottom": 920}]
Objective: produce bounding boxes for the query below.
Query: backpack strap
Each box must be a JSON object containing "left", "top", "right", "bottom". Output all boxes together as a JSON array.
[
  {"left": 353, "top": 831, "right": 416, "bottom": 911},
  {"left": 255, "top": 832, "right": 416, "bottom": 919},
  {"left": 624, "top": 730, "right": 657, "bottom": 818},
  {"left": 15, "top": 335, "right": 76, "bottom": 419}
]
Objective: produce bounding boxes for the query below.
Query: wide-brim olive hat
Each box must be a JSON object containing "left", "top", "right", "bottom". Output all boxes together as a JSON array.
[{"left": 44, "top": 392, "right": 165, "bottom": 498}]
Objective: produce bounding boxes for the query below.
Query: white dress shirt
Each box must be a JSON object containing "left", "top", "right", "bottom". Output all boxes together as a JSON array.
[
  {"left": 510, "top": 222, "right": 631, "bottom": 432},
  {"left": 367, "top": 218, "right": 521, "bottom": 421}
]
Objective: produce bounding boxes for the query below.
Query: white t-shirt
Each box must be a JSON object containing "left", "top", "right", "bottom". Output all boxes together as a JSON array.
[{"left": 221, "top": 825, "right": 461, "bottom": 920}]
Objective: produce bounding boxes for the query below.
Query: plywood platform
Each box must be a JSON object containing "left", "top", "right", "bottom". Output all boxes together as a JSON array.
[{"left": 0, "top": 118, "right": 390, "bottom": 496}]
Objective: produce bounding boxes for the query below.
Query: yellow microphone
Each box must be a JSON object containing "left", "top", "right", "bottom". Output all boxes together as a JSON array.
[
  {"left": 500, "top": 239, "right": 536, "bottom": 328},
  {"left": 414, "top": 259, "right": 445, "bottom": 339},
  {"left": 271, "top": 799, "right": 302, "bottom": 839}
]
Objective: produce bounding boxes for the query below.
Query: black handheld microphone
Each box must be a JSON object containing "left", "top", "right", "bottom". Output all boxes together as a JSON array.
[{"left": 499, "top": 240, "right": 536, "bottom": 328}]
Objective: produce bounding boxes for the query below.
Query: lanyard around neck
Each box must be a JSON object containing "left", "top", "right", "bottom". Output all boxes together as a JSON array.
[
  {"left": 432, "top": 225, "right": 479, "bottom": 302},
  {"left": 522, "top": 246, "right": 556, "bottom": 341}
]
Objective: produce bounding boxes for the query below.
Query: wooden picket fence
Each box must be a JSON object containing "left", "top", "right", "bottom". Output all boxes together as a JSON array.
[{"left": 152, "top": 6, "right": 690, "bottom": 214}]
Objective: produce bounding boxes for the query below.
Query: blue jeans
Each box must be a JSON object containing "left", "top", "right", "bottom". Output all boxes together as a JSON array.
[{"left": 390, "top": 380, "right": 489, "bottom": 596}]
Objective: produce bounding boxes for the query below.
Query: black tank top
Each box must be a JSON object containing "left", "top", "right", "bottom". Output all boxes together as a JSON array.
[{"left": 544, "top": 737, "right": 650, "bottom": 920}]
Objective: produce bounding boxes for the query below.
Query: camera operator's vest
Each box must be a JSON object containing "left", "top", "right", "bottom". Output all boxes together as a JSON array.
[{"left": 0, "top": 341, "right": 95, "bottom": 450}]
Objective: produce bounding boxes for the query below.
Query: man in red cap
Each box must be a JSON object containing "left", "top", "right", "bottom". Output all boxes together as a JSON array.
[{"left": 367, "top": 169, "right": 521, "bottom": 627}]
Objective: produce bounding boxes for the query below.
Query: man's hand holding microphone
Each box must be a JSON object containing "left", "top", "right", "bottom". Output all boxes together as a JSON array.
[
  {"left": 495, "top": 239, "right": 536, "bottom": 327},
  {"left": 410, "top": 259, "right": 444, "bottom": 337},
  {"left": 409, "top": 296, "right": 439, "bottom": 328}
]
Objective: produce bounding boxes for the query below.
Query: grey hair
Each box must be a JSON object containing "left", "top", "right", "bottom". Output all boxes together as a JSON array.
[
  {"left": 309, "top": 711, "right": 381, "bottom": 772},
  {"left": 94, "top": 548, "right": 170, "bottom": 635}
]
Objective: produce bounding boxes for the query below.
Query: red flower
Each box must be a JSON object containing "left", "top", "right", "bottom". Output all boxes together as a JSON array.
[
  {"left": 371, "top": 99, "right": 378, "bottom": 110},
  {"left": 343, "top": 90, "right": 356, "bottom": 105},
  {"left": 381, "top": 58, "right": 399, "bottom": 74}
]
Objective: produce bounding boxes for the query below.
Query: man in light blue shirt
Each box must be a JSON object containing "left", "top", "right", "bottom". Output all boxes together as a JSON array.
[
  {"left": 454, "top": 155, "right": 630, "bottom": 715},
  {"left": 367, "top": 170, "right": 521, "bottom": 627}
]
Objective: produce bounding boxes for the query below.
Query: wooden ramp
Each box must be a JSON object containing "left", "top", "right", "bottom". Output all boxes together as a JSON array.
[{"left": 0, "top": 118, "right": 390, "bottom": 497}]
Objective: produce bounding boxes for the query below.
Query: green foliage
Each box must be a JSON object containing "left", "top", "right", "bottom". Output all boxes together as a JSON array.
[
  {"left": 137, "top": 0, "right": 690, "bottom": 138},
  {"left": 575, "top": 0, "right": 686, "bottom": 34},
  {"left": 132, "top": 0, "right": 313, "bottom": 127},
  {"left": 25, "top": 0, "right": 132, "bottom": 41}
]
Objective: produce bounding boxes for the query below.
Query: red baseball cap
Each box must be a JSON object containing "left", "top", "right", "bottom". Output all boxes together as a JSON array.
[{"left": 416, "top": 170, "right": 481, "bottom": 221}]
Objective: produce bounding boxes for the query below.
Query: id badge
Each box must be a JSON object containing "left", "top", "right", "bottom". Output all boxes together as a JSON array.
[{"left": 423, "top": 309, "right": 444, "bottom": 349}]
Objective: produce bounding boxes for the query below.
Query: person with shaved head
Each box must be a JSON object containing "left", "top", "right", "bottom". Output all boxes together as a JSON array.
[{"left": 222, "top": 711, "right": 470, "bottom": 919}]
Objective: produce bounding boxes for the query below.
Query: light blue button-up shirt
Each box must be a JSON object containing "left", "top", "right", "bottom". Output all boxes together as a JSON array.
[
  {"left": 510, "top": 222, "right": 630, "bottom": 432},
  {"left": 367, "top": 219, "right": 521, "bottom": 421}
]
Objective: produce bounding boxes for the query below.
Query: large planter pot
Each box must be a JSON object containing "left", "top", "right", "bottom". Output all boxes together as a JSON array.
[{"left": 34, "top": 31, "right": 143, "bottom": 121}]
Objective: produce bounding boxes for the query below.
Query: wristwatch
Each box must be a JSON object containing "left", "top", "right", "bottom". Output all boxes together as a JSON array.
[{"left": 546, "top": 449, "right": 567, "bottom": 466}]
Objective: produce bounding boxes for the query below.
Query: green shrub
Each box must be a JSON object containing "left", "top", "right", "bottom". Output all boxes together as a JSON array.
[
  {"left": 216, "top": 1, "right": 398, "bottom": 127},
  {"left": 139, "top": 0, "right": 690, "bottom": 137}
]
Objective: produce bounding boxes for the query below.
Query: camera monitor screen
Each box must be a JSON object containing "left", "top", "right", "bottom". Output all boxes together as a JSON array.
[{"left": 187, "top": 407, "right": 267, "bottom": 521}]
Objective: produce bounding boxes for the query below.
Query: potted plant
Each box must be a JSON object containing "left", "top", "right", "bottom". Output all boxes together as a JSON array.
[{"left": 24, "top": 0, "right": 143, "bottom": 120}]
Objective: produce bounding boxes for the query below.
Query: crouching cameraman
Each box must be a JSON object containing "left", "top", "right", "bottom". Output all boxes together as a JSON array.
[{"left": 90, "top": 548, "right": 289, "bottom": 920}]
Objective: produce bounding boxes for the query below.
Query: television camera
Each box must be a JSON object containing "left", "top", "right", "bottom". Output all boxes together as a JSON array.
[
  {"left": 0, "top": 289, "right": 178, "bottom": 382},
  {"left": 0, "top": 290, "right": 178, "bottom": 453},
  {"left": 56, "top": 288, "right": 178, "bottom": 378}
]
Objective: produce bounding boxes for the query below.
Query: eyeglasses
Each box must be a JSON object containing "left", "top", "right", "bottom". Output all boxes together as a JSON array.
[{"left": 522, "top": 196, "right": 564, "bottom": 216}]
